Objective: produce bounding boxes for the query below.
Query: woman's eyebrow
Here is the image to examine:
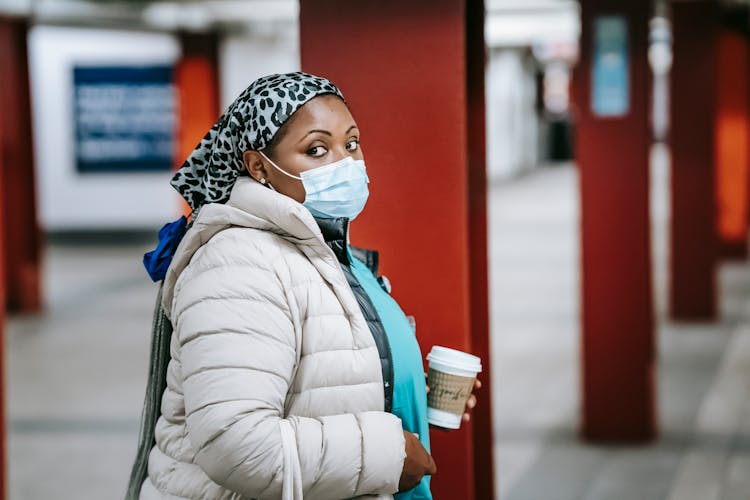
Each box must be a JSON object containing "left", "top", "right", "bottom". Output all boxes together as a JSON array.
[
  {"left": 304, "top": 129, "right": 331, "bottom": 138},
  {"left": 298, "top": 125, "right": 359, "bottom": 143}
]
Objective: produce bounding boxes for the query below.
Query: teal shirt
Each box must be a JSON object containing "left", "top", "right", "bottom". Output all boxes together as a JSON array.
[{"left": 347, "top": 247, "right": 432, "bottom": 500}]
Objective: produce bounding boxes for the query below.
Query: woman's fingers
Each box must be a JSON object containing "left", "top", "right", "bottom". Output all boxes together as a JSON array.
[
  {"left": 460, "top": 394, "right": 478, "bottom": 423},
  {"left": 474, "top": 379, "right": 482, "bottom": 390}
]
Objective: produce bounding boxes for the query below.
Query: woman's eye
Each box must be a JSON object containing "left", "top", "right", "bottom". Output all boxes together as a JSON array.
[
  {"left": 346, "top": 139, "right": 359, "bottom": 152},
  {"left": 307, "top": 146, "right": 327, "bottom": 157}
]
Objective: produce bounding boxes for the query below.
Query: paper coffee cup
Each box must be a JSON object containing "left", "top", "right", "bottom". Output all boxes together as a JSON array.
[{"left": 426, "top": 346, "right": 482, "bottom": 429}]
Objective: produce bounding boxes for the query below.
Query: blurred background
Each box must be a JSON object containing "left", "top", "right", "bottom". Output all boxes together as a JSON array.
[{"left": 1, "top": 0, "right": 749, "bottom": 499}]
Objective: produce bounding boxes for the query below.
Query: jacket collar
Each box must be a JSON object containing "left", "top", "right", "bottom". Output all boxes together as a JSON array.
[
  {"left": 314, "top": 216, "right": 381, "bottom": 276},
  {"left": 163, "top": 177, "right": 382, "bottom": 317},
  {"left": 225, "top": 177, "right": 323, "bottom": 244},
  {"left": 314, "top": 216, "right": 351, "bottom": 265},
  {"left": 163, "top": 177, "right": 329, "bottom": 317}
]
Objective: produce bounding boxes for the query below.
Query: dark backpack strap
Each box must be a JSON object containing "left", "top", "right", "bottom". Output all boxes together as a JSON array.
[{"left": 350, "top": 246, "right": 379, "bottom": 276}]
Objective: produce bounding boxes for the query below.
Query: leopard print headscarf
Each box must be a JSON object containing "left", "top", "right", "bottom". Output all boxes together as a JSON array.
[{"left": 171, "top": 72, "right": 344, "bottom": 212}]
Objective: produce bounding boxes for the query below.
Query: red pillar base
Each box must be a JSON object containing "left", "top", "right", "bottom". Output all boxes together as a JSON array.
[{"left": 718, "top": 240, "right": 748, "bottom": 260}]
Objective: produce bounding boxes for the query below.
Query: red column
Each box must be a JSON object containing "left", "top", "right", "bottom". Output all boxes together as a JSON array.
[
  {"left": 572, "top": 1, "right": 656, "bottom": 440},
  {"left": 715, "top": 28, "right": 750, "bottom": 259},
  {"left": 175, "top": 31, "right": 220, "bottom": 213},
  {"left": 0, "top": 17, "right": 41, "bottom": 313},
  {"left": 465, "top": 1, "right": 494, "bottom": 496},
  {"left": 300, "top": 1, "right": 494, "bottom": 498},
  {"left": 0, "top": 79, "right": 7, "bottom": 500},
  {"left": 670, "top": 1, "right": 719, "bottom": 319},
  {"left": 0, "top": 17, "right": 33, "bottom": 498}
]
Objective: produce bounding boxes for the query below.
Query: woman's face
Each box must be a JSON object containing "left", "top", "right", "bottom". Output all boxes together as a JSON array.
[{"left": 243, "top": 94, "right": 363, "bottom": 203}]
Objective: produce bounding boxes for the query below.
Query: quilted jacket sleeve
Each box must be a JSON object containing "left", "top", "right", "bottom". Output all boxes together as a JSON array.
[{"left": 172, "top": 237, "right": 406, "bottom": 499}]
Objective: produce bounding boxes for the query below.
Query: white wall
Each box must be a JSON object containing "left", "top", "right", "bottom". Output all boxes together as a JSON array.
[
  {"left": 486, "top": 48, "right": 539, "bottom": 180},
  {"left": 220, "top": 25, "right": 300, "bottom": 109},
  {"left": 485, "top": 0, "right": 579, "bottom": 47},
  {"left": 28, "top": 26, "right": 181, "bottom": 230}
]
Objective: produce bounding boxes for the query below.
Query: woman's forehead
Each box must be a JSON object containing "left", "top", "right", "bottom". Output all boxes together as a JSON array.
[{"left": 290, "top": 95, "right": 355, "bottom": 131}]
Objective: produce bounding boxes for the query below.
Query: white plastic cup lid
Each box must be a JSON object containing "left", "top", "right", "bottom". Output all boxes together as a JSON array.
[{"left": 427, "top": 345, "right": 482, "bottom": 373}]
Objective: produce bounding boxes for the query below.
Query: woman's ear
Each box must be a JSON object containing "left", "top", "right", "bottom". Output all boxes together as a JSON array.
[{"left": 243, "top": 150, "right": 267, "bottom": 184}]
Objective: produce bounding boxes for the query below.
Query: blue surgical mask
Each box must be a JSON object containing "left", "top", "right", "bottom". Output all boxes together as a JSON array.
[{"left": 259, "top": 151, "right": 370, "bottom": 220}]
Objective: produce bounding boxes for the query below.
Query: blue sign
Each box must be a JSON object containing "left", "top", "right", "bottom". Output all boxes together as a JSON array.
[
  {"left": 592, "top": 16, "right": 629, "bottom": 117},
  {"left": 74, "top": 66, "right": 175, "bottom": 173}
]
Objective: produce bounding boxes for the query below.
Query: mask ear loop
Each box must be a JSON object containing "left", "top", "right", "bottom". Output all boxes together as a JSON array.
[{"left": 259, "top": 150, "right": 303, "bottom": 181}]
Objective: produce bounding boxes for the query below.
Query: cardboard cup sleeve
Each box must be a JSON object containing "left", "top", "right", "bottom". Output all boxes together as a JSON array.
[{"left": 426, "top": 367, "right": 476, "bottom": 416}]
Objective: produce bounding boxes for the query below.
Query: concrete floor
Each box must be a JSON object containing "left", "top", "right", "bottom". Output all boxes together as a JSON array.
[
  {"left": 6, "top": 145, "right": 750, "bottom": 499},
  {"left": 6, "top": 244, "right": 153, "bottom": 499},
  {"left": 490, "top": 146, "right": 750, "bottom": 500}
]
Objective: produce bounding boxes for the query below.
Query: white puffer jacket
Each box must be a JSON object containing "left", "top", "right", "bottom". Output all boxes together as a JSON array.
[{"left": 140, "top": 177, "right": 406, "bottom": 500}]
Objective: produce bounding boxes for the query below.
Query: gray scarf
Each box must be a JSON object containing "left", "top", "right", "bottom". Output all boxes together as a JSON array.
[{"left": 126, "top": 282, "right": 171, "bottom": 499}]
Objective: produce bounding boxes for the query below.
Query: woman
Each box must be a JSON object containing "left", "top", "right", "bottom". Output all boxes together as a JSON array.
[{"left": 128, "top": 72, "right": 476, "bottom": 500}]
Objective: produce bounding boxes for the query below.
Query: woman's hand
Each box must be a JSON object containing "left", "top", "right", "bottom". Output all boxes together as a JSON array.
[
  {"left": 426, "top": 378, "right": 482, "bottom": 428},
  {"left": 399, "top": 431, "right": 437, "bottom": 492}
]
